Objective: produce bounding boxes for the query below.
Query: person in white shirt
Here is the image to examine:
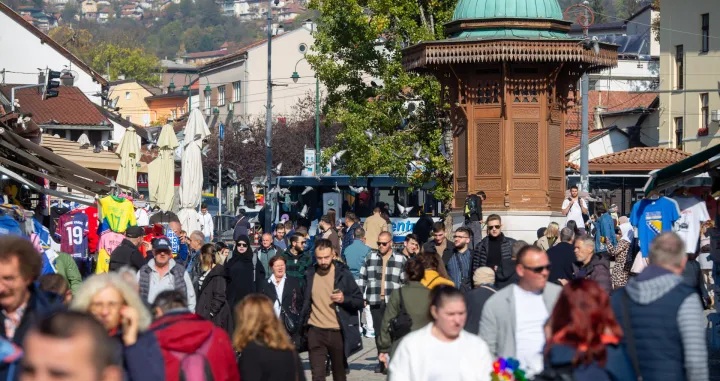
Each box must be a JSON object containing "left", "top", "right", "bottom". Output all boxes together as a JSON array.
[
  {"left": 389, "top": 285, "right": 493, "bottom": 381},
  {"left": 561, "top": 185, "right": 588, "bottom": 235},
  {"left": 200, "top": 204, "right": 214, "bottom": 242},
  {"left": 134, "top": 202, "right": 149, "bottom": 227}
]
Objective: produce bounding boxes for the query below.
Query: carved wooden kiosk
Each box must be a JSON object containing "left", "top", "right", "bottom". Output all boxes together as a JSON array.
[{"left": 402, "top": 0, "right": 618, "bottom": 239}]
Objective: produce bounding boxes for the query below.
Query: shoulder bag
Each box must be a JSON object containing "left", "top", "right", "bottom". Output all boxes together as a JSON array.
[
  {"left": 620, "top": 290, "right": 643, "bottom": 381},
  {"left": 276, "top": 292, "right": 300, "bottom": 335},
  {"left": 388, "top": 288, "right": 413, "bottom": 341}
]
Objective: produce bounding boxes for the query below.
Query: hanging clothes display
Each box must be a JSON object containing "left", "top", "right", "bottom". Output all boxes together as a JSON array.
[
  {"left": 630, "top": 195, "right": 681, "bottom": 258},
  {"left": 671, "top": 194, "right": 711, "bottom": 254},
  {"left": 49, "top": 202, "right": 70, "bottom": 240},
  {"left": 99, "top": 195, "right": 137, "bottom": 233},
  {"left": 96, "top": 231, "right": 126, "bottom": 274},
  {"left": 55, "top": 211, "right": 89, "bottom": 256},
  {"left": 72, "top": 206, "right": 99, "bottom": 254}
]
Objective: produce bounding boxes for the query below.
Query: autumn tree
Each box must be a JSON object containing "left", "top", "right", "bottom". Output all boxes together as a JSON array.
[{"left": 306, "top": 0, "right": 456, "bottom": 203}]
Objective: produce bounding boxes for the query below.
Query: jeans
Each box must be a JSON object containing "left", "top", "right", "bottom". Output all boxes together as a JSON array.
[{"left": 308, "top": 326, "right": 346, "bottom": 381}]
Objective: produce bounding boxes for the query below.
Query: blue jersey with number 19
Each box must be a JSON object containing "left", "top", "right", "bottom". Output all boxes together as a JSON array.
[{"left": 100, "top": 196, "right": 137, "bottom": 233}]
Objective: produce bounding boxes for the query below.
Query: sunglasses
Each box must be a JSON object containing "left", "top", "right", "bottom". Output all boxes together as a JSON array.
[
  {"left": 237, "top": 243, "right": 248, "bottom": 248},
  {"left": 523, "top": 264, "right": 551, "bottom": 274},
  {"left": 377, "top": 242, "right": 391, "bottom": 246},
  {"left": 487, "top": 225, "right": 501, "bottom": 230}
]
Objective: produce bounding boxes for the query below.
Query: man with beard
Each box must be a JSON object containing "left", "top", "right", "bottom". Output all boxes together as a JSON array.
[
  {"left": 300, "top": 239, "right": 363, "bottom": 381},
  {"left": 281, "top": 233, "right": 313, "bottom": 288}
]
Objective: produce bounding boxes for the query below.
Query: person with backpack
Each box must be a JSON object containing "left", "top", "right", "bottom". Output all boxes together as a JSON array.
[
  {"left": 536, "top": 279, "right": 635, "bottom": 381},
  {"left": 149, "top": 290, "right": 240, "bottom": 381},
  {"left": 377, "top": 258, "right": 431, "bottom": 366},
  {"left": 357, "top": 231, "right": 407, "bottom": 374},
  {"left": 225, "top": 235, "right": 265, "bottom": 309},
  {"left": 463, "top": 191, "right": 485, "bottom": 250},
  {"left": 234, "top": 294, "right": 306, "bottom": 381}
]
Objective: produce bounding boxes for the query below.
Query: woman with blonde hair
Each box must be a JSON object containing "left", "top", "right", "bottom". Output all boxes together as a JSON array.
[
  {"left": 70, "top": 272, "right": 164, "bottom": 381},
  {"left": 234, "top": 294, "right": 306, "bottom": 381},
  {"left": 536, "top": 222, "right": 560, "bottom": 251},
  {"left": 196, "top": 243, "right": 232, "bottom": 332}
]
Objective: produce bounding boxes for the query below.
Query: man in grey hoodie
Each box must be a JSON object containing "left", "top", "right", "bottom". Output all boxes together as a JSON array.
[{"left": 610, "top": 232, "right": 707, "bottom": 381}]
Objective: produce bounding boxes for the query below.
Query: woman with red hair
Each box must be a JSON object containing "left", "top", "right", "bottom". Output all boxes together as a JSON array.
[{"left": 537, "top": 279, "right": 635, "bottom": 380}]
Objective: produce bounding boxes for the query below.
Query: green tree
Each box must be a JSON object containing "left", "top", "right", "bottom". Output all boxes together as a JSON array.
[
  {"left": 61, "top": 1, "right": 79, "bottom": 24},
  {"left": 197, "top": 0, "right": 222, "bottom": 28},
  {"left": 92, "top": 43, "right": 163, "bottom": 85},
  {"left": 307, "top": 0, "right": 456, "bottom": 203},
  {"left": 182, "top": 26, "right": 215, "bottom": 53}
]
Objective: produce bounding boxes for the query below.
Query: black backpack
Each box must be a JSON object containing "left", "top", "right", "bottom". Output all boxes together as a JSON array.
[
  {"left": 388, "top": 289, "right": 412, "bottom": 341},
  {"left": 464, "top": 195, "right": 478, "bottom": 219}
]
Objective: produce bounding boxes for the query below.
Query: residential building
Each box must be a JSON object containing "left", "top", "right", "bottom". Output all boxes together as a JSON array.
[
  {"left": 180, "top": 48, "right": 230, "bottom": 66},
  {"left": 0, "top": 85, "right": 114, "bottom": 145},
  {"left": 120, "top": 4, "right": 143, "bottom": 19},
  {"left": 199, "top": 21, "right": 317, "bottom": 125},
  {"left": 97, "top": 7, "right": 112, "bottom": 22},
  {"left": 0, "top": 2, "right": 107, "bottom": 103},
  {"left": 81, "top": 0, "right": 97, "bottom": 17},
  {"left": 145, "top": 90, "right": 196, "bottom": 123},
  {"left": 159, "top": 59, "right": 199, "bottom": 93},
  {"left": 108, "top": 80, "right": 162, "bottom": 126},
  {"left": 659, "top": 0, "right": 720, "bottom": 153}
]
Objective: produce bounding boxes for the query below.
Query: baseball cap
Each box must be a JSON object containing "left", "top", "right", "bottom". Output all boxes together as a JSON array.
[
  {"left": 152, "top": 237, "right": 172, "bottom": 252},
  {"left": 126, "top": 226, "right": 144, "bottom": 238}
]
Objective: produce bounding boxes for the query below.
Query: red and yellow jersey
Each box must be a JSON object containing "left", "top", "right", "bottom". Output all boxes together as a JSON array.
[{"left": 99, "top": 196, "right": 137, "bottom": 233}]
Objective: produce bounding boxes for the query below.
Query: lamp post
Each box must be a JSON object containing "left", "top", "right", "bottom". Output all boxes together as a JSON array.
[{"left": 291, "top": 58, "right": 320, "bottom": 176}]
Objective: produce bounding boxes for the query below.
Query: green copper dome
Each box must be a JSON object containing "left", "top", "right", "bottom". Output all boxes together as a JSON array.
[{"left": 452, "top": 0, "right": 564, "bottom": 22}]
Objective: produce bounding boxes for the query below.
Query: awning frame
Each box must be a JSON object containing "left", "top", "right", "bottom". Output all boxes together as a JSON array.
[{"left": 643, "top": 144, "right": 720, "bottom": 193}]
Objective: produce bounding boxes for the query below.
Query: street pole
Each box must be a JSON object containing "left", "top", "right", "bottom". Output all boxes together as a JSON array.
[
  {"left": 315, "top": 74, "right": 320, "bottom": 175},
  {"left": 218, "top": 131, "right": 222, "bottom": 217},
  {"left": 264, "top": 0, "right": 274, "bottom": 234},
  {"left": 580, "top": 4, "right": 590, "bottom": 193}
]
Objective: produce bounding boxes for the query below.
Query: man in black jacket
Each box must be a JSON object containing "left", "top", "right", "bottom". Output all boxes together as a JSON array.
[
  {"left": 422, "top": 221, "right": 454, "bottom": 266},
  {"left": 472, "top": 214, "right": 516, "bottom": 278},
  {"left": 300, "top": 239, "right": 363, "bottom": 381},
  {"left": 110, "top": 226, "right": 151, "bottom": 272},
  {"left": 547, "top": 227, "right": 576, "bottom": 285}
]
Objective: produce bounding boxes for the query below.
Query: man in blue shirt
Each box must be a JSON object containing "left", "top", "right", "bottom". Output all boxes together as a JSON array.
[
  {"left": 448, "top": 227, "right": 473, "bottom": 292},
  {"left": 343, "top": 227, "right": 371, "bottom": 280}
]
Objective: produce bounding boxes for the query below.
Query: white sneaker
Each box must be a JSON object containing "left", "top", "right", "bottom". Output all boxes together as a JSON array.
[{"left": 365, "top": 332, "right": 375, "bottom": 338}]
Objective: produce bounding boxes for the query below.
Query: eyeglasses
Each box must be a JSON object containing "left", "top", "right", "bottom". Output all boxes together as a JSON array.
[
  {"left": 377, "top": 241, "right": 391, "bottom": 246},
  {"left": 453, "top": 235, "right": 470, "bottom": 239},
  {"left": 487, "top": 225, "right": 501, "bottom": 230},
  {"left": 523, "top": 264, "right": 551, "bottom": 274},
  {"left": 237, "top": 243, "right": 248, "bottom": 248}
]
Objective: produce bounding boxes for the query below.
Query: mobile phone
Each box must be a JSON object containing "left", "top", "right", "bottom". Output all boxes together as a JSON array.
[{"left": 332, "top": 288, "right": 341, "bottom": 294}]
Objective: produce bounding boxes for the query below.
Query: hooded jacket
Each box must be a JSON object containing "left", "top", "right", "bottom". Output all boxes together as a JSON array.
[
  {"left": 300, "top": 261, "right": 364, "bottom": 358},
  {"left": 610, "top": 266, "right": 708, "bottom": 381},
  {"left": 225, "top": 236, "right": 265, "bottom": 308},
  {"left": 150, "top": 310, "right": 240, "bottom": 381},
  {"left": 572, "top": 255, "right": 612, "bottom": 294},
  {"left": 196, "top": 264, "right": 232, "bottom": 333}
]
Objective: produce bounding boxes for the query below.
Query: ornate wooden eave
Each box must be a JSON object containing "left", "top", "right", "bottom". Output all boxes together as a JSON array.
[{"left": 402, "top": 39, "right": 619, "bottom": 72}]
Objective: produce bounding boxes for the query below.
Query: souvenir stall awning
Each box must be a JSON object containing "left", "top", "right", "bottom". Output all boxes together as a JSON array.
[
  {"left": 0, "top": 127, "right": 114, "bottom": 196},
  {"left": 40, "top": 135, "right": 148, "bottom": 173},
  {"left": 644, "top": 144, "right": 720, "bottom": 193}
]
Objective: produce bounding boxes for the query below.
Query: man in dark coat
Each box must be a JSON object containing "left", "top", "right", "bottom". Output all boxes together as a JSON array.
[
  {"left": 472, "top": 214, "right": 516, "bottom": 275},
  {"left": 422, "top": 221, "right": 454, "bottom": 266},
  {"left": 566, "top": 235, "right": 612, "bottom": 294},
  {"left": 300, "top": 239, "right": 363, "bottom": 381},
  {"left": 225, "top": 235, "right": 265, "bottom": 309},
  {"left": 413, "top": 210, "right": 434, "bottom": 247},
  {"left": 110, "top": 226, "right": 152, "bottom": 271},
  {"left": 547, "top": 227, "right": 576, "bottom": 285}
]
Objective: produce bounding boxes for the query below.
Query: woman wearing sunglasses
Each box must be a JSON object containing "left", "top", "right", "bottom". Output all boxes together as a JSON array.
[{"left": 225, "top": 235, "right": 266, "bottom": 309}]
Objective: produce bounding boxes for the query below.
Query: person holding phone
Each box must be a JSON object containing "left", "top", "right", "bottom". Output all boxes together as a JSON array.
[{"left": 562, "top": 186, "right": 588, "bottom": 235}]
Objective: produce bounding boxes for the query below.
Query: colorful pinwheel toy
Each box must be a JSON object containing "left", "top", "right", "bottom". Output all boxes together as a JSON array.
[{"left": 490, "top": 357, "right": 528, "bottom": 381}]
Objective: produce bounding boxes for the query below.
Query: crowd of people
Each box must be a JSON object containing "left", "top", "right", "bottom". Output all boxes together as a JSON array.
[{"left": 0, "top": 184, "right": 713, "bottom": 381}]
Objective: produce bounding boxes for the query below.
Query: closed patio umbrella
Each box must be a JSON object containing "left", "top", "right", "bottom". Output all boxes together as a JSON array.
[
  {"left": 116, "top": 127, "right": 140, "bottom": 191},
  {"left": 148, "top": 123, "right": 178, "bottom": 211},
  {"left": 177, "top": 109, "right": 209, "bottom": 233}
]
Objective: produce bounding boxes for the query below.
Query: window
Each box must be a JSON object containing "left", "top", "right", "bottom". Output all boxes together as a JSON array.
[
  {"left": 218, "top": 86, "right": 226, "bottom": 106},
  {"left": 675, "top": 45, "right": 684, "bottom": 90},
  {"left": 702, "top": 14, "right": 710, "bottom": 53},
  {"left": 675, "top": 117, "right": 684, "bottom": 150},
  {"left": 171, "top": 109, "right": 176, "bottom": 119},
  {"left": 701, "top": 93, "right": 709, "bottom": 129},
  {"left": 125, "top": 91, "right": 130, "bottom": 100},
  {"left": 233, "top": 81, "right": 241, "bottom": 103}
]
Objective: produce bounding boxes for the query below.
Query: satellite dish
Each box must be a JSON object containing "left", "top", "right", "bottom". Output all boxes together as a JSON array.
[{"left": 110, "top": 96, "right": 119, "bottom": 109}]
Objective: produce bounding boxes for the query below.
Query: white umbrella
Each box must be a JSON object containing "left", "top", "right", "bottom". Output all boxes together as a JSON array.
[
  {"left": 177, "top": 109, "right": 209, "bottom": 233},
  {"left": 115, "top": 127, "right": 140, "bottom": 191},
  {"left": 148, "top": 123, "right": 178, "bottom": 211}
]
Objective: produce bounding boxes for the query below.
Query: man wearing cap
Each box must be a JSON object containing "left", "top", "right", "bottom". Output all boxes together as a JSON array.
[
  {"left": 137, "top": 237, "right": 196, "bottom": 312},
  {"left": 109, "top": 226, "right": 152, "bottom": 272}
]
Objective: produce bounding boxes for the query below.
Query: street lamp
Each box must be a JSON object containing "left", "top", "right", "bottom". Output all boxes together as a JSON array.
[
  {"left": 168, "top": 79, "right": 176, "bottom": 93},
  {"left": 291, "top": 57, "right": 320, "bottom": 175}
]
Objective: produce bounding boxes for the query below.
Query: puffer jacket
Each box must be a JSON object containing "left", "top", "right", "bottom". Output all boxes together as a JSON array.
[
  {"left": 572, "top": 255, "right": 612, "bottom": 294},
  {"left": 472, "top": 234, "right": 516, "bottom": 274}
]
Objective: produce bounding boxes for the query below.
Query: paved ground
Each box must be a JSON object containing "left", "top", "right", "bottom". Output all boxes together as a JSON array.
[{"left": 300, "top": 336, "right": 385, "bottom": 381}]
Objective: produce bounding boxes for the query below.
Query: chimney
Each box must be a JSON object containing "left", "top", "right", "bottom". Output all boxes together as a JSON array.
[{"left": 593, "top": 106, "right": 606, "bottom": 130}]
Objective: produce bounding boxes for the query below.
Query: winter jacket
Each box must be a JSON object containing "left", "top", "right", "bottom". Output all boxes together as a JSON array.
[
  {"left": 541, "top": 342, "right": 635, "bottom": 381},
  {"left": 472, "top": 234, "right": 516, "bottom": 274},
  {"left": 280, "top": 248, "right": 313, "bottom": 288},
  {"left": 610, "top": 266, "right": 708, "bottom": 381},
  {"left": 422, "top": 239, "right": 454, "bottom": 266},
  {"left": 300, "top": 261, "right": 364, "bottom": 358},
  {"left": 547, "top": 242, "right": 576, "bottom": 285},
  {"left": 388, "top": 323, "right": 493, "bottom": 381},
  {"left": 263, "top": 276, "right": 304, "bottom": 333},
  {"left": 572, "top": 255, "right": 612, "bottom": 294},
  {"left": 256, "top": 245, "right": 278, "bottom": 279},
  {"left": 0, "top": 286, "right": 63, "bottom": 381},
  {"left": 54, "top": 252, "right": 82, "bottom": 294},
  {"left": 150, "top": 310, "right": 240, "bottom": 381},
  {"left": 341, "top": 222, "right": 361, "bottom": 256},
  {"left": 378, "top": 281, "right": 431, "bottom": 356},
  {"left": 195, "top": 264, "right": 232, "bottom": 333},
  {"left": 111, "top": 329, "right": 165, "bottom": 381},
  {"left": 419, "top": 269, "right": 455, "bottom": 289},
  {"left": 464, "top": 284, "right": 496, "bottom": 335},
  {"left": 594, "top": 213, "right": 617, "bottom": 253},
  {"left": 237, "top": 341, "right": 306, "bottom": 381},
  {"left": 138, "top": 258, "right": 196, "bottom": 312},
  {"left": 109, "top": 239, "right": 148, "bottom": 272}
]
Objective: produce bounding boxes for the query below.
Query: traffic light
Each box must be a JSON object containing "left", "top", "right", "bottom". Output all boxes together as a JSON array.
[{"left": 43, "top": 69, "right": 61, "bottom": 100}]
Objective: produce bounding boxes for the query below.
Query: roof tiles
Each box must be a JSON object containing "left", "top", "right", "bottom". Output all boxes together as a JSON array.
[
  {"left": 589, "top": 147, "right": 690, "bottom": 171},
  {"left": 0, "top": 85, "right": 109, "bottom": 126}
]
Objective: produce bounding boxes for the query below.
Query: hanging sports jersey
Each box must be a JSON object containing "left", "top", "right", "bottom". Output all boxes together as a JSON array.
[
  {"left": 49, "top": 206, "right": 70, "bottom": 240},
  {"left": 56, "top": 213, "right": 88, "bottom": 256},
  {"left": 100, "top": 196, "right": 137, "bottom": 233},
  {"left": 630, "top": 197, "right": 680, "bottom": 257},
  {"left": 73, "top": 207, "right": 99, "bottom": 253}
]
